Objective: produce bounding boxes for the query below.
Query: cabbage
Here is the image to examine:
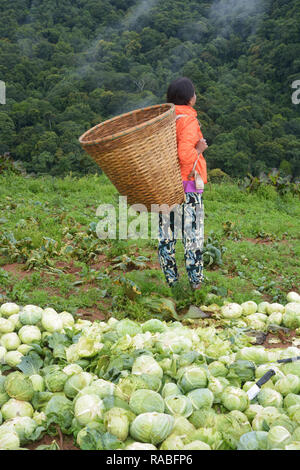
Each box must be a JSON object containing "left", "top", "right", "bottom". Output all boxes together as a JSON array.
[
  {"left": 280, "top": 345, "right": 299, "bottom": 358},
  {"left": 288, "top": 404, "right": 300, "bottom": 424},
  {"left": 125, "top": 442, "right": 157, "bottom": 450},
  {"left": 266, "top": 303, "right": 285, "bottom": 314},
  {"left": 188, "top": 408, "right": 219, "bottom": 429},
  {"left": 221, "top": 386, "right": 249, "bottom": 412},
  {"left": 244, "top": 404, "right": 264, "bottom": 422},
  {"left": 282, "top": 310, "right": 300, "bottom": 328},
  {"left": 0, "top": 302, "right": 20, "bottom": 317},
  {"left": 241, "top": 301, "right": 257, "bottom": 315},
  {"left": 172, "top": 416, "right": 195, "bottom": 437},
  {"left": 184, "top": 427, "right": 223, "bottom": 450},
  {"left": 0, "top": 345, "right": 6, "bottom": 363},
  {"left": 285, "top": 442, "right": 300, "bottom": 450},
  {"left": 208, "top": 376, "right": 230, "bottom": 403},
  {"left": 129, "top": 389, "right": 165, "bottom": 415},
  {"left": 285, "top": 302, "right": 300, "bottom": 316},
  {"left": 155, "top": 331, "right": 194, "bottom": 354},
  {"left": 19, "top": 305, "right": 43, "bottom": 325},
  {"left": 177, "top": 366, "right": 207, "bottom": 392},
  {"left": 18, "top": 325, "right": 42, "bottom": 344},
  {"left": 4, "top": 371, "right": 34, "bottom": 401},
  {"left": 183, "top": 440, "right": 211, "bottom": 450},
  {"left": 116, "top": 374, "right": 161, "bottom": 401},
  {"left": 287, "top": 292, "right": 300, "bottom": 303},
  {"left": 116, "top": 319, "right": 142, "bottom": 337},
  {"left": 292, "top": 426, "right": 300, "bottom": 441},
  {"left": 104, "top": 407, "right": 129, "bottom": 441},
  {"left": 257, "top": 387, "right": 283, "bottom": 408},
  {"left": 187, "top": 389, "right": 214, "bottom": 410},
  {"left": 33, "top": 411, "right": 47, "bottom": 426},
  {"left": 228, "top": 360, "right": 255, "bottom": 383},
  {"left": 44, "top": 395, "right": 73, "bottom": 432},
  {"left": 9, "top": 314, "right": 22, "bottom": 331},
  {"left": 90, "top": 379, "right": 116, "bottom": 398},
  {"left": 0, "top": 416, "right": 39, "bottom": 445},
  {"left": 0, "top": 317, "right": 15, "bottom": 334},
  {"left": 66, "top": 336, "right": 103, "bottom": 362},
  {"left": 257, "top": 302, "right": 270, "bottom": 314},
  {"left": 237, "top": 431, "right": 269, "bottom": 450},
  {"left": 245, "top": 316, "right": 266, "bottom": 331},
  {"left": 161, "top": 383, "right": 181, "bottom": 398},
  {"left": 267, "top": 425, "right": 291, "bottom": 449},
  {"left": 4, "top": 350, "right": 23, "bottom": 367},
  {"left": 64, "top": 372, "right": 93, "bottom": 399},
  {"left": 75, "top": 422, "right": 104, "bottom": 449},
  {"left": 59, "top": 311, "right": 75, "bottom": 328},
  {"left": 0, "top": 332, "right": 21, "bottom": 350},
  {"left": 267, "top": 312, "right": 283, "bottom": 326},
  {"left": 130, "top": 412, "right": 174, "bottom": 445},
  {"left": 28, "top": 374, "right": 44, "bottom": 393},
  {"left": 236, "top": 347, "right": 268, "bottom": 364},
  {"left": 62, "top": 364, "right": 83, "bottom": 376},
  {"left": 0, "top": 429, "right": 20, "bottom": 449},
  {"left": 164, "top": 395, "right": 193, "bottom": 418},
  {"left": 271, "top": 414, "right": 296, "bottom": 434},
  {"left": 1, "top": 398, "right": 34, "bottom": 419},
  {"left": 216, "top": 410, "right": 251, "bottom": 449},
  {"left": 221, "top": 303, "right": 243, "bottom": 319},
  {"left": 284, "top": 393, "right": 300, "bottom": 409},
  {"left": 160, "top": 433, "right": 185, "bottom": 450},
  {"left": 274, "top": 374, "right": 300, "bottom": 396},
  {"left": 41, "top": 308, "right": 63, "bottom": 333},
  {"left": 45, "top": 370, "right": 68, "bottom": 392},
  {"left": 142, "top": 319, "right": 166, "bottom": 333},
  {"left": 132, "top": 355, "right": 163, "bottom": 379},
  {"left": 18, "top": 344, "right": 33, "bottom": 355},
  {"left": 74, "top": 394, "right": 104, "bottom": 425},
  {"left": 282, "top": 303, "right": 300, "bottom": 328},
  {"left": 207, "top": 361, "right": 228, "bottom": 377},
  {"left": 0, "top": 376, "right": 9, "bottom": 408},
  {"left": 252, "top": 407, "right": 282, "bottom": 431}
]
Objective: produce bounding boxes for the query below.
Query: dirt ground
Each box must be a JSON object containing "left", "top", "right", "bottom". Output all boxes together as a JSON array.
[{"left": 26, "top": 433, "right": 79, "bottom": 450}]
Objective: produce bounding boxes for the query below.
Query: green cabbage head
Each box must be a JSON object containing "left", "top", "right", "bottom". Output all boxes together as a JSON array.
[
  {"left": 130, "top": 412, "right": 174, "bottom": 445},
  {"left": 129, "top": 389, "right": 165, "bottom": 415},
  {"left": 4, "top": 371, "right": 34, "bottom": 401},
  {"left": 221, "top": 386, "right": 249, "bottom": 412}
]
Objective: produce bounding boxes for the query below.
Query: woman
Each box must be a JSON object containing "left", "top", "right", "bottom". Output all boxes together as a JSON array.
[{"left": 158, "top": 77, "right": 208, "bottom": 291}]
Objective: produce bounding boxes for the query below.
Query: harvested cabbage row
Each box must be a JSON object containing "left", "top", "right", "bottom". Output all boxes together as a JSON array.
[{"left": 0, "top": 294, "right": 299, "bottom": 451}]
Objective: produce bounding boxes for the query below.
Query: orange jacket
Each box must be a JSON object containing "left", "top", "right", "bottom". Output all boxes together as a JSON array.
[{"left": 175, "top": 104, "right": 207, "bottom": 184}]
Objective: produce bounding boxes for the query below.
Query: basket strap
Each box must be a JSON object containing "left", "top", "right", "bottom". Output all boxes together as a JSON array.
[{"left": 176, "top": 114, "right": 189, "bottom": 120}]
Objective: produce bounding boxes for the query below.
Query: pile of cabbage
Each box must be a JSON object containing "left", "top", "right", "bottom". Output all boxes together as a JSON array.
[
  {"left": 0, "top": 293, "right": 299, "bottom": 451},
  {"left": 213, "top": 291, "right": 300, "bottom": 332}
]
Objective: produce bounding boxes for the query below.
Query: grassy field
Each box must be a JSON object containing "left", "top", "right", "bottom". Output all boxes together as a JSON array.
[{"left": 0, "top": 172, "right": 299, "bottom": 323}]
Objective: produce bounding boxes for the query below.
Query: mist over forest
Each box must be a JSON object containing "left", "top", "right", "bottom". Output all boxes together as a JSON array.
[{"left": 0, "top": 0, "right": 299, "bottom": 177}]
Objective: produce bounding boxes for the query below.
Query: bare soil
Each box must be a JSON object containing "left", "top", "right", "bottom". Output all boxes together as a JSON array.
[
  {"left": 26, "top": 433, "right": 79, "bottom": 451},
  {"left": 0, "top": 263, "right": 33, "bottom": 279},
  {"left": 263, "top": 329, "right": 298, "bottom": 349}
]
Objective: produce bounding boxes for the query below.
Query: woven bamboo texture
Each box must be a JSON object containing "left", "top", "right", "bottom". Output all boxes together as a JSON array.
[{"left": 79, "top": 103, "right": 185, "bottom": 211}]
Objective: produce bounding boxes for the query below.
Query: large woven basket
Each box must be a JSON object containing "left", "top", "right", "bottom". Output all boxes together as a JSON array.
[{"left": 79, "top": 103, "right": 185, "bottom": 211}]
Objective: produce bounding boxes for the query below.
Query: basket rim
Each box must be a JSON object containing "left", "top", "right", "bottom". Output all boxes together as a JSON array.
[{"left": 79, "top": 102, "right": 175, "bottom": 146}]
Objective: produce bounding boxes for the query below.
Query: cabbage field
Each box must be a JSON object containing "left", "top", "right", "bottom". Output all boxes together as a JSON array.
[
  {"left": 0, "top": 174, "right": 299, "bottom": 450},
  {"left": 1, "top": 294, "right": 300, "bottom": 451}
]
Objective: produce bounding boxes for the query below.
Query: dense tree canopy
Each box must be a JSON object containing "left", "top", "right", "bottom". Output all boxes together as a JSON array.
[{"left": 0, "top": 0, "right": 299, "bottom": 177}]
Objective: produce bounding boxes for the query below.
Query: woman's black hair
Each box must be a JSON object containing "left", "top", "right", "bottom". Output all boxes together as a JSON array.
[{"left": 166, "top": 77, "right": 195, "bottom": 105}]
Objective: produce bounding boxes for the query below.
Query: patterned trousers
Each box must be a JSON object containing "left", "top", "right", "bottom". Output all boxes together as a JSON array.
[{"left": 157, "top": 192, "right": 205, "bottom": 287}]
